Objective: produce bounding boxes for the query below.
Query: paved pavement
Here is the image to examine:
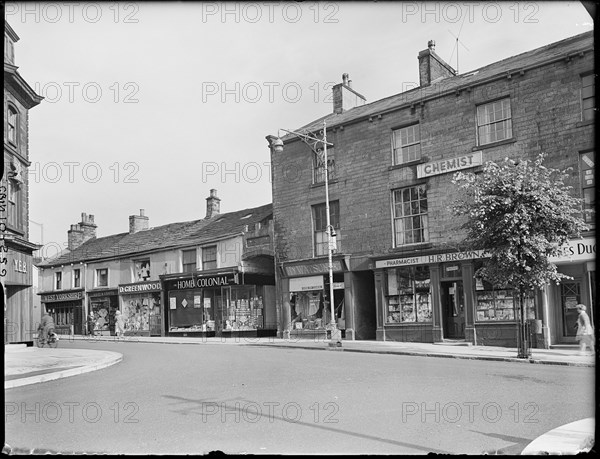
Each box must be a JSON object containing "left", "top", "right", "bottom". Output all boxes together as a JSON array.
[
  {"left": 4, "top": 343, "right": 122, "bottom": 389},
  {"left": 5, "top": 335, "right": 595, "bottom": 454}
]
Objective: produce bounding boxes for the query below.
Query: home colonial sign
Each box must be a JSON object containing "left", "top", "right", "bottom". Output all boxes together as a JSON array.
[
  {"left": 417, "top": 151, "right": 483, "bottom": 178},
  {"left": 166, "top": 273, "right": 240, "bottom": 290}
]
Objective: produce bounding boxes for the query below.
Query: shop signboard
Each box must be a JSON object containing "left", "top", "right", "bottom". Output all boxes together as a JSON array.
[
  {"left": 119, "top": 281, "right": 162, "bottom": 294},
  {"left": 4, "top": 249, "right": 32, "bottom": 285},
  {"left": 88, "top": 289, "right": 119, "bottom": 298},
  {"left": 376, "top": 238, "right": 595, "bottom": 270},
  {"left": 284, "top": 260, "right": 345, "bottom": 277},
  {"left": 166, "top": 273, "right": 239, "bottom": 290},
  {"left": 289, "top": 275, "right": 324, "bottom": 292},
  {"left": 550, "top": 237, "right": 596, "bottom": 264},
  {"left": 376, "top": 249, "right": 489, "bottom": 269},
  {"left": 417, "top": 151, "right": 483, "bottom": 178},
  {"left": 41, "top": 290, "right": 84, "bottom": 303}
]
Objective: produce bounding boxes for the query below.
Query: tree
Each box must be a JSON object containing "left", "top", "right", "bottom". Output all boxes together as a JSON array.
[{"left": 452, "top": 153, "right": 589, "bottom": 358}]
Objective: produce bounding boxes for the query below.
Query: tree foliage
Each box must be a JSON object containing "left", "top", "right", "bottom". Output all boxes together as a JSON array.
[{"left": 452, "top": 153, "right": 589, "bottom": 293}]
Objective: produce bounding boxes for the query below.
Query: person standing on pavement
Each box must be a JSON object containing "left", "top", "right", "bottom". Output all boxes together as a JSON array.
[
  {"left": 87, "top": 312, "right": 96, "bottom": 336},
  {"left": 575, "top": 304, "right": 595, "bottom": 355},
  {"left": 115, "top": 310, "right": 126, "bottom": 339}
]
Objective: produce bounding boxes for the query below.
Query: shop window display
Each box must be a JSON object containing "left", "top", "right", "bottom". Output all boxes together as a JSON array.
[
  {"left": 169, "top": 286, "right": 266, "bottom": 332},
  {"left": 386, "top": 266, "right": 432, "bottom": 323},
  {"left": 169, "top": 290, "right": 212, "bottom": 332},
  {"left": 90, "top": 301, "right": 111, "bottom": 333},
  {"left": 223, "top": 285, "right": 265, "bottom": 331},
  {"left": 290, "top": 291, "right": 330, "bottom": 330},
  {"left": 475, "top": 279, "right": 535, "bottom": 321},
  {"left": 122, "top": 293, "right": 160, "bottom": 333}
]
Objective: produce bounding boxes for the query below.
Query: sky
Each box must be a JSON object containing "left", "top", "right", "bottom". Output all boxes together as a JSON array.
[{"left": 4, "top": 1, "right": 594, "bottom": 259}]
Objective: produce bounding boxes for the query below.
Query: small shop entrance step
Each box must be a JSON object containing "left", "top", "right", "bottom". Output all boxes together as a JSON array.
[
  {"left": 435, "top": 339, "right": 473, "bottom": 346},
  {"left": 549, "top": 344, "right": 579, "bottom": 350}
]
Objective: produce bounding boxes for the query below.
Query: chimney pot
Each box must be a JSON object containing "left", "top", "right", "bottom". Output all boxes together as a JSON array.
[{"left": 428, "top": 39, "right": 435, "bottom": 51}]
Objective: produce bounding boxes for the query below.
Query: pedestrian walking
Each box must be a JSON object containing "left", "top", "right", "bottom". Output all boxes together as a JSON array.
[
  {"left": 87, "top": 312, "right": 96, "bottom": 336},
  {"left": 575, "top": 304, "right": 595, "bottom": 355},
  {"left": 115, "top": 310, "right": 126, "bottom": 339}
]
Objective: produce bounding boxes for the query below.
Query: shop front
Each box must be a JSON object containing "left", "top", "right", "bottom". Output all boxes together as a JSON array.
[
  {"left": 87, "top": 289, "right": 119, "bottom": 336},
  {"left": 39, "top": 289, "right": 85, "bottom": 335},
  {"left": 546, "top": 236, "right": 596, "bottom": 347},
  {"left": 279, "top": 257, "right": 348, "bottom": 340},
  {"left": 118, "top": 281, "right": 162, "bottom": 336},
  {"left": 374, "top": 249, "right": 537, "bottom": 347},
  {"left": 162, "top": 269, "right": 277, "bottom": 338}
]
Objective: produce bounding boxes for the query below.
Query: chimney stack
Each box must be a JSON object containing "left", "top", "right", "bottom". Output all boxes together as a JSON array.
[
  {"left": 67, "top": 224, "right": 84, "bottom": 250},
  {"left": 418, "top": 39, "right": 456, "bottom": 87},
  {"left": 129, "top": 209, "right": 149, "bottom": 234},
  {"left": 67, "top": 212, "right": 97, "bottom": 250},
  {"left": 205, "top": 189, "right": 221, "bottom": 219},
  {"left": 332, "top": 73, "right": 366, "bottom": 114}
]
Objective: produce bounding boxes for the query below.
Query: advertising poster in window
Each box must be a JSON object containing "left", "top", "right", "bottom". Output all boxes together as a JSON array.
[{"left": 134, "top": 260, "right": 151, "bottom": 282}]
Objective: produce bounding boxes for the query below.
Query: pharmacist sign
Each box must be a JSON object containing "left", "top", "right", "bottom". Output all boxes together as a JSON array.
[
  {"left": 417, "top": 151, "right": 483, "bottom": 178},
  {"left": 376, "top": 249, "right": 490, "bottom": 268}
]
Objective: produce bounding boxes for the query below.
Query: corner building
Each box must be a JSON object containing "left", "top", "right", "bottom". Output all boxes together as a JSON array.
[
  {"left": 268, "top": 32, "right": 595, "bottom": 347},
  {"left": 2, "top": 21, "right": 43, "bottom": 343}
]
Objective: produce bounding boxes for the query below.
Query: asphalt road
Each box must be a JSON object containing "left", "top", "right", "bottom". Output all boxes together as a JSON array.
[{"left": 4, "top": 340, "right": 595, "bottom": 455}]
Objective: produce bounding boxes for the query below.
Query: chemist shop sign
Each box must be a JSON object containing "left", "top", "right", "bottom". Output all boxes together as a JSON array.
[{"left": 417, "top": 151, "right": 483, "bottom": 178}]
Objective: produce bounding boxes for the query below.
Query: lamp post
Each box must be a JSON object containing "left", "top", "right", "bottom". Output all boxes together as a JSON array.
[{"left": 267, "top": 121, "right": 341, "bottom": 346}]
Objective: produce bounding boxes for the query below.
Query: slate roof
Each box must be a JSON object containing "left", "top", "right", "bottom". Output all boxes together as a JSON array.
[
  {"left": 39, "top": 204, "right": 272, "bottom": 268},
  {"left": 284, "top": 31, "right": 594, "bottom": 140}
]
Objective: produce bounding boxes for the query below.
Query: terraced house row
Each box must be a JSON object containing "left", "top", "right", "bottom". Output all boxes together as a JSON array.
[
  {"left": 266, "top": 31, "right": 595, "bottom": 348},
  {"left": 36, "top": 191, "right": 277, "bottom": 338}
]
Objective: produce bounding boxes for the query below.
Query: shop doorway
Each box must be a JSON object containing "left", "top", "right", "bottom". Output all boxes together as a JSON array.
[
  {"left": 441, "top": 281, "right": 465, "bottom": 339},
  {"left": 559, "top": 281, "right": 581, "bottom": 341}
]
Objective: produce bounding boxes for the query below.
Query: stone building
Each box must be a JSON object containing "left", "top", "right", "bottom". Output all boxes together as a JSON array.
[
  {"left": 2, "top": 21, "right": 43, "bottom": 344},
  {"left": 267, "top": 32, "right": 594, "bottom": 347}
]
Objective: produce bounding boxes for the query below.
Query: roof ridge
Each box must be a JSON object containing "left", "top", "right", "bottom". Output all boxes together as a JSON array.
[{"left": 292, "top": 30, "right": 593, "bottom": 133}]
